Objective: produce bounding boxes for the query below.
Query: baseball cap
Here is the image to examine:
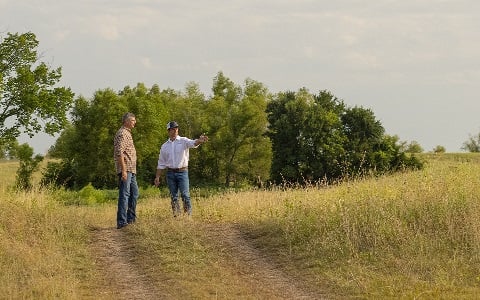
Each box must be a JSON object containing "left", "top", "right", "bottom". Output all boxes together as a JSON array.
[{"left": 166, "top": 121, "right": 179, "bottom": 130}]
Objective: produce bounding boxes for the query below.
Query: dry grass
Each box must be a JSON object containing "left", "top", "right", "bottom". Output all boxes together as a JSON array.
[
  {"left": 128, "top": 153, "right": 480, "bottom": 298},
  {"left": 2, "top": 153, "right": 480, "bottom": 298},
  {"left": 0, "top": 189, "right": 100, "bottom": 298},
  {"left": 0, "top": 160, "right": 107, "bottom": 299},
  {"left": 0, "top": 160, "right": 18, "bottom": 192}
]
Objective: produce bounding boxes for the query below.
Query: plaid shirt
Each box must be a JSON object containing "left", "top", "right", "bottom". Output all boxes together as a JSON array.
[{"left": 114, "top": 126, "right": 137, "bottom": 174}]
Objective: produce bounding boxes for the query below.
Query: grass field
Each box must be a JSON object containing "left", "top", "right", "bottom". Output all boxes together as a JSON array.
[{"left": 1, "top": 153, "right": 480, "bottom": 299}]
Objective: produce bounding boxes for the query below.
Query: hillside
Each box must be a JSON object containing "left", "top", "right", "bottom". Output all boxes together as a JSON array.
[{"left": 1, "top": 153, "right": 480, "bottom": 299}]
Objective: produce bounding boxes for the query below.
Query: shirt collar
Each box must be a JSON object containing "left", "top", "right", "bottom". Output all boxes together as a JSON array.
[{"left": 168, "top": 134, "right": 179, "bottom": 142}]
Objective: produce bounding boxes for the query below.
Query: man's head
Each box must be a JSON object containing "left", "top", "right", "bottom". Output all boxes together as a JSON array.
[
  {"left": 166, "top": 121, "right": 179, "bottom": 131},
  {"left": 166, "top": 121, "right": 179, "bottom": 140},
  {"left": 122, "top": 112, "right": 136, "bottom": 130}
]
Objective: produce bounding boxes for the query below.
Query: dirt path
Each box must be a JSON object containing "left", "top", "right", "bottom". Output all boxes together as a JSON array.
[
  {"left": 203, "top": 223, "right": 324, "bottom": 300},
  {"left": 90, "top": 224, "right": 325, "bottom": 299},
  {"left": 90, "top": 226, "right": 170, "bottom": 299}
]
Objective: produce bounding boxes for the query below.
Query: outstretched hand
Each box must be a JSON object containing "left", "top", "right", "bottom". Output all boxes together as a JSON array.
[{"left": 198, "top": 134, "right": 209, "bottom": 143}]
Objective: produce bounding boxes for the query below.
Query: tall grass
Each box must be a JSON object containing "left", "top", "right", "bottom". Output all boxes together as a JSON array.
[
  {"left": 0, "top": 188, "right": 102, "bottom": 299},
  {"left": 2, "top": 154, "right": 480, "bottom": 298},
  {"left": 175, "top": 154, "right": 480, "bottom": 298},
  {"left": 0, "top": 160, "right": 109, "bottom": 298}
]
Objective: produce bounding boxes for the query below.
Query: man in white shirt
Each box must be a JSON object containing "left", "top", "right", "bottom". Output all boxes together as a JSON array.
[{"left": 154, "top": 121, "right": 208, "bottom": 216}]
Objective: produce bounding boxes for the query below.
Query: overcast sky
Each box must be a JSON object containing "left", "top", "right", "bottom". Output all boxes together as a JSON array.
[{"left": 2, "top": 0, "right": 480, "bottom": 153}]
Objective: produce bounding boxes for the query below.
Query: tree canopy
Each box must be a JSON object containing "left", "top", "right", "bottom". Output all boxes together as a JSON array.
[
  {"left": 45, "top": 72, "right": 422, "bottom": 190},
  {"left": 462, "top": 133, "right": 480, "bottom": 152},
  {"left": 267, "top": 89, "right": 423, "bottom": 184},
  {"left": 47, "top": 76, "right": 272, "bottom": 189},
  {"left": 0, "top": 32, "right": 74, "bottom": 147}
]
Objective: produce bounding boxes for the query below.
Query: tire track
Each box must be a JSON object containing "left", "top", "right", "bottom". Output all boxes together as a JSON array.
[
  {"left": 90, "top": 226, "right": 169, "bottom": 299},
  {"left": 89, "top": 223, "right": 325, "bottom": 299},
  {"left": 203, "top": 223, "right": 325, "bottom": 300}
]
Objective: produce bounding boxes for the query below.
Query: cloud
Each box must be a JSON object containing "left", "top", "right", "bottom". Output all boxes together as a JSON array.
[
  {"left": 94, "top": 14, "right": 121, "bottom": 41},
  {"left": 53, "top": 30, "right": 71, "bottom": 42},
  {"left": 140, "top": 56, "right": 153, "bottom": 69},
  {"left": 32, "top": 2, "right": 159, "bottom": 42}
]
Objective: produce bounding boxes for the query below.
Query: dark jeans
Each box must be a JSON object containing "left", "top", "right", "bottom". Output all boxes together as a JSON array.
[
  {"left": 166, "top": 170, "right": 191, "bottom": 216},
  {"left": 117, "top": 172, "right": 139, "bottom": 227}
]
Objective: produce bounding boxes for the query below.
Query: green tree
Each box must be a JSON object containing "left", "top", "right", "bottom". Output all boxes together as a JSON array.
[
  {"left": 404, "top": 141, "right": 424, "bottom": 153},
  {"left": 375, "top": 135, "right": 423, "bottom": 172},
  {"left": 267, "top": 89, "right": 345, "bottom": 183},
  {"left": 462, "top": 133, "right": 480, "bottom": 152},
  {"left": 229, "top": 78, "right": 271, "bottom": 186},
  {"left": 205, "top": 72, "right": 271, "bottom": 186},
  {"left": 0, "top": 139, "right": 18, "bottom": 159},
  {"left": 40, "top": 159, "right": 75, "bottom": 189},
  {"left": 0, "top": 32, "right": 74, "bottom": 145},
  {"left": 341, "top": 106, "right": 386, "bottom": 174},
  {"left": 14, "top": 143, "right": 43, "bottom": 190},
  {"left": 72, "top": 90, "right": 128, "bottom": 188},
  {"left": 399, "top": 140, "right": 424, "bottom": 153},
  {"left": 301, "top": 90, "right": 346, "bottom": 180},
  {"left": 121, "top": 83, "right": 169, "bottom": 185},
  {"left": 266, "top": 91, "right": 304, "bottom": 183},
  {"left": 433, "top": 145, "right": 446, "bottom": 153},
  {"left": 47, "top": 84, "right": 170, "bottom": 189},
  {"left": 267, "top": 89, "right": 422, "bottom": 184}
]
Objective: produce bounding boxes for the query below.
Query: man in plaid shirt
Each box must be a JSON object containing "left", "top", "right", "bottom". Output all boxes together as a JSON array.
[{"left": 114, "top": 112, "right": 139, "bottom": 229}]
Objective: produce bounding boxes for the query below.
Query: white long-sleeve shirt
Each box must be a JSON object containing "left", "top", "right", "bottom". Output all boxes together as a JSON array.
[{"left": 157, "top": 135, "right": 198, "bottom": 169}]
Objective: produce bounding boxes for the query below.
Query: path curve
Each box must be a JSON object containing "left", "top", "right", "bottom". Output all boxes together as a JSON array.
[{"left": 203, "top": 223, "right": 325, "bottom": 299}]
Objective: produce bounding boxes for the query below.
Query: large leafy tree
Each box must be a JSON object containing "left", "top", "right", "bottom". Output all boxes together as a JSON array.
[
  {"left": 234, "top": 78, "right": 272, "bottom": 185},
  {"left": 205, "top": 72, "right": 271, "bottom": 186},
  {"left": 303, "top": 91, "right": 346, "bottom": 180},
  {"left": 72, "top": 89, "right": 128, "bottom": 188},
  {"left": 341, "top": 106, "right": 385, "bottom": 174},
  {"left": 48, "top": 84, "right": 170, "bottom": 189},
  {"left": 265, "top": 91, "right": 304, "bottom": 182},
  {"left": 47, "top": 74, "right": 271, "bottom": 189},
  {"left": 267, "top": 89, "right": 346, "bottom": 183},
  {"left": 0, "top": 32, "right": 74, "bottom": 145},
  {"left": 49, "top": 90, "right": 127, "bottom": 189},
  {"left": 267, "top": 89, "right": 422, "bottom": 184}
]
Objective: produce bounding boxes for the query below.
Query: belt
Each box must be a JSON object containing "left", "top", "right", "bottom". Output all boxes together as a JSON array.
[{"left": 167, "top": 167, "right": 188, "bottom": 172}]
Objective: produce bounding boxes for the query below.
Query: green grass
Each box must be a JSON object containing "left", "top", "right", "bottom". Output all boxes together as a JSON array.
[{"left": 2, "top": 153, "right": 480, "bottom": 298}]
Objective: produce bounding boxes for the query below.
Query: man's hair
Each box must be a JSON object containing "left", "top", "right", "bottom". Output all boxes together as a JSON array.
[{"left": 122, "top": 112, "right": 135, "bottom": 123}]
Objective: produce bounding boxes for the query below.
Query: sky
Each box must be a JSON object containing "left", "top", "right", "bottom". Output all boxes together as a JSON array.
[{"left": 2, "top": 0, "right": 480, "bottom": 153}]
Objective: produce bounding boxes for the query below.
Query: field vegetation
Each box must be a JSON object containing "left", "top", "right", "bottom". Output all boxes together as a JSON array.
[{"left": 1, "top": 153, "right": 480, "bottom": 299}]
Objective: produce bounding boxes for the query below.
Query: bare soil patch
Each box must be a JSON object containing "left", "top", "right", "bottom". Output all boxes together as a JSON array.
[
  {"left": 89, "top": 223, "right": 325, "bottom": 299},
  {"left": 89, "top": 226, "right": 170, "bottom": 299}
]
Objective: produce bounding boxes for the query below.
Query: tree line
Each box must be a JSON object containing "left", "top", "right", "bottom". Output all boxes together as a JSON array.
[
  {"left": 43, "top": 72, "right": 423, "bottom": 189},
  {"left": 1, "top": 32, "right": 423, "bottom": 190}
]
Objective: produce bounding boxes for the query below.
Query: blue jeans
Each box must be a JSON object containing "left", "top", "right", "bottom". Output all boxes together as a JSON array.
[
  {"left": 117, "top": 172, "right": 139, "bottom": 227},
  {"left": 166, "top": 170, "right": 192, "bottom": 216}
]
